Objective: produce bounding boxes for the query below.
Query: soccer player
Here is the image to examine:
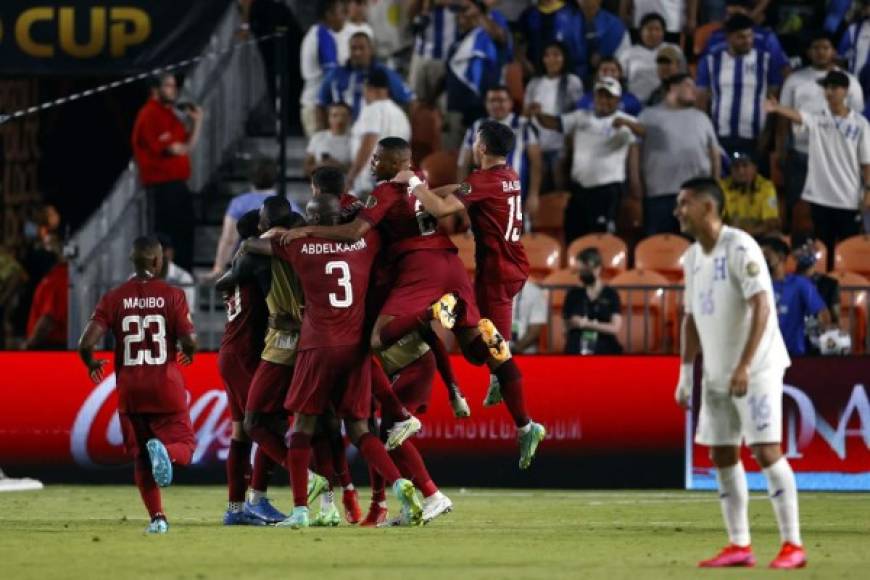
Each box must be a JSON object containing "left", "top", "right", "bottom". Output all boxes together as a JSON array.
[
  {"left": 673, "top": 178, "right": 805, "bottom": 569},
  {"left": 279, "top": 137, "right": 545, "bottom": 469},
  {"left": 244, "top": 194, "right": 424, "bottom": 528},
  {"left": 77, "top": 236, "right": 197, "bottom": 534}
]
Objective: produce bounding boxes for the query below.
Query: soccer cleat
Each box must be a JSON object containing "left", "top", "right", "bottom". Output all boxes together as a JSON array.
[
  {"left": 146, "top": 516, "right": 169, "bottom": 534},
  {"left": 244, "top": 497, "right": 286, "bottom": 524},
  {"left": 422, "top": 492, "right": 453, "bottom": 524},
  {"left": 698, "top": 545, "right": 757, "bottom": 568},
  {"left": 769, "top": 543, "right": 807, "bottom": 569},
  {"left": 311, "top": 503, "right": 341, "bottom": 527},
  {"left": 342, "top": 489, "right": 363, "bottom": 524},
  {"left": 359, "top": 502, "right": 389, "bottom": 527},
  {"left": 146, "top": 439, "right": 173, "bottom": 488},
  {"left": 392, "top": 478, "right": 423, "bottom": 526},
  {"left": 518, "top": 422, "right": 546, "bottom": 470},
  {"left": 379, "top": 506, "right": 414, "bottom": 528},
  {"left": 432, "top": 293, "right": 459, "bottom": 330},
  {"left": 385, "top": 416, "right": 422, "bottom": 451},
  {"left": 307, "top": 472, "right": 329, "bottom": 506},
  {"left": 478, "top": 319, "right": 511, "bottom": 361},
  {"left": 276, "top": 506, "right": 310, "bottom": 529},
  {"left": 483, "top": 374, "right": 503, "bottom": 407},
  {"left": 223, "top": 509, "right": 267, "bottom": 526}
]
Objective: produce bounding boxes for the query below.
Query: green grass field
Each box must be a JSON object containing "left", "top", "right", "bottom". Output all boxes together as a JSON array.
[{"left": 1, "top": 486, "right": 868, "bottom": 579}]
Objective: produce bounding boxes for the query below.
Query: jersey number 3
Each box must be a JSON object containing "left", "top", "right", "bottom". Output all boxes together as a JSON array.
[
  {"left": 505, "top": 194, "right": 522, "bottom": 242},
  {"left": 122, "top": 315, "right": 167, "bottom": 366},
  {"left": 326, "top": 261, "right": 353, "bottom": 308}
]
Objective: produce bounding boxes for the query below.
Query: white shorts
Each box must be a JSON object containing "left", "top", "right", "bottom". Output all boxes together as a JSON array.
[{"left": 695, "top": 369, "right": 785, "bottom": 447}]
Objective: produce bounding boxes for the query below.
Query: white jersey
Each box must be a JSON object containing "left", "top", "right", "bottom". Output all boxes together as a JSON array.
[{"left": 683, "top": 226, "right": 790, "bottom": 390}]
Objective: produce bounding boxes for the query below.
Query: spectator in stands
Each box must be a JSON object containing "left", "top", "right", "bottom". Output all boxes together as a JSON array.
[
  {"left": 645, "top": 44, "right": 686, "bottom": 106},
  {"left": 511, "top": 281, "right": 549, "bottom": 353},
  {"left": 791, "top": 232, "right": 840, "bottom": 354},
  {"left": 131, "top": 73, "right": 203, "bottom": 272},
  {"left": 563, "top": 247, "right": 623, "bottom": 355},
  {"left": 697, "top": 13, "right": 783, "bottom": 164},
  {"left": 576, "top": 58, "right": 643, "bottom": 116},
  {"left": 347, "top": 69, "right": 412, "bottom": 195},
  {"left": 574, "top": 0, "right": 632, "bottom": 84},
  {"left": 639, "top": 73, "right": 721, "bottom": 235},
  {"left": 24, "top": 237, "right": 67, "bottom": 351},
  {"left": 760, "top": 236, "right": 830, "bottom": 357},
  {"left": 760, "top": 0, "right": 851, "bottom": 60},
  {"left": 839, "top": 1, "right": 870, "bottom": 86},
  {"left": 721, "top": 151, "right": 781, "bottom": 236},
  {"left": 13, "top": 206, "right": 62, "bottom": 340},
  {"left": 459, "top": 87, "right": 542, "bottom": 221},
  {"left": 619, "top": 0, "right": 697, "bottom": 44},
  {"left": 318, "top": 32, "right": 414, "bottom": 122},
  {"left": 777, "top": 32, "right": 864, "bottom": 229},
  {"left": 157, "top": 234, "right": 196, "bottom": 311},
  {"left": 618, "top": 13, "right": 685, "bottom": 103},
  {"left": 339, "top": 0, "right": 375, "bottom": 51},
  {"left": 408, "top": 0, "right": 460, "bottom": 105},
  {"left": 300, "top": 0, "right": 348, "bottom": 137},
  {"left": 481, "top": 0, "right": 514, "bottom": 71},
  {"left": 516, "top": 0, "right": 580, "bottom": 79},
  {"left": 0, "top": 247, "right": 25, "bottom": 349},
  {"left": 523, "top": 41, "right": 585, "bottom": 191},
  {"left": 445, "top": 0, "right": 499, "bottom": 148},
  {"left": 304, "top": 102, "right": 353, "bottom": 176},
  {"left": 530, "top": 77, "right": 644, "bottom": 243},
  {"left": 765, "top": 72, "right": 870, "bottom": 262}
]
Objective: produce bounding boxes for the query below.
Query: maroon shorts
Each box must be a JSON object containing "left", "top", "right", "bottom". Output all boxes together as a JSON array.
[
  {"left": 247, "top": 360, "right": 293, "bottom": 415},
  {"left": 380, "top": 250, "right": 480, "bottom": 329},
  {"left": 286, "top": 345, "right": 371, "bottom": 420},
  {"left": 475, "top": 279, "right": 525, "bottom": 339},
  {"left": 390, "top": 351, "right": 436, "bottom": 414},
  {"left": 120, "top": 412, "right": 195, "bottom": 462},
  {"left": 218, "top": 349, "right": 260, "bottom": 421}
]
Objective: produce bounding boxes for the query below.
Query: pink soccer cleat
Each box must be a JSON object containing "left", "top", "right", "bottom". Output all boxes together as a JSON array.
[
  {"left": 769, "top": 543, "right": 807, "bottom": 569},
  {"left": 698, "top": 544, "right": 756, "bottom": 568}
]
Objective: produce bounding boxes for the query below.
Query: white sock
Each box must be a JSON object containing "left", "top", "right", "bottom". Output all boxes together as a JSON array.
[
  {"left": 344, "top": 484, "right": 355, "bottom": 492},
  {"left": 715, "top": 462, "right": 751, "bottom": 547},
  {"left": 246, "top": 489, "right": 265, "bottom": 504},
  {"left": 763, "top": 457, "right": 801, "bottom": 545}
]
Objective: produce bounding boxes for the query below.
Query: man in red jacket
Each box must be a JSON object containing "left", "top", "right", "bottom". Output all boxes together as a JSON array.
[{"left": 131, "top": 74, "right": 204, "bottom": 271}]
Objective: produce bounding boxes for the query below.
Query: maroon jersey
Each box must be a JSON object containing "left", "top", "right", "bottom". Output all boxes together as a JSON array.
[
  {"left": 272, "top": 230, "right": 381, "bottom": 350},
  {"left": 358, "top": 180, "right": 456, "bottom": 260},
  {"left": 91, "top": 277, "right": 195, "bottom": 414},
  {"left": 459, "top": 165, "right": 530, "bottom": 283},
  {"left": 219, "top": 282, "right": 267, "bottom": 356}
]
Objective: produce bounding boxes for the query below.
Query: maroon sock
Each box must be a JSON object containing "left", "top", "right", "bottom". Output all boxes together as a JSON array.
[
  {"left": 389, "top": 440, "right": 437, "bottom": 497},
  {"left": 312, "top": 434, "right": 337, "bottom": 488},
  {"left": 246, "top": 424, "right": 289, "bottom": 469},
  {"left": 368, "top": 464, "right": 386, "bottom": 503},
  {"left": 226, "top": 439, "right": 252, "bottom": 502},
  {"left": 356, "top": 432, "right": 402, "bottom": 485},
  {"left": 164, "top": 441, "right": 194, "bottom": 466},
  {"left": 288, "top": 432, "right": 312, "bottom": 507},
  {"left": 134, "top": 457, "right": 164, "bottom": 518},
  {"left": 379, "top": 311, "right": 429, "bottom": 346},
  {"left": 463, "top": 335, "right": 491, "bottom": 366},
  {"left": 422, "top": 326, "right": 458, "bottom": 387},
  {"left": 250, "top": 447, "right": 275, "bottom": 492},
  {"left": 371, "top": 363, "right": 410, "bottom": 421},
  {"left": 329, "top": 432, "right": 353, "bottom": 488},
  {"left": 496, "top": 359, "right": 530, "bottom": 427}
]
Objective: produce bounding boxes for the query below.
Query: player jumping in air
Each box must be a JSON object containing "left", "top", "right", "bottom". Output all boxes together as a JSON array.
[
  {"left": 78, "top": 236, "right": 197, "bottom": 534},
  {"left": 673, "top": 178, "right": 806, "bottom": 569}
]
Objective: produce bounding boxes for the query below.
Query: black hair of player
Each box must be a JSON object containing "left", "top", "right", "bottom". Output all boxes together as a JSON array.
[
  {"left": 477, "top": 120, "right": 515, "bottom": 158},
  {"left": 237, "top": 210, "right": 261, "bottom": 239},
  {"left": 249, "top": 157, "right": 278, "bottom": 190},
  {"left": 132, "top": 235, "right": 161, "bottom": 255},
  {"left": 378, "top": 136, "right": 411, "bottom": 153},
  {"left": 318, "top": 0, "right": 345, "bottom": 19},
  {"left": 724, "top": 13, "right": 754, "bottom": 34},
  {"left": 577, "top": 247, "right": 602, "bottom": 268},
  {"left": 312, "top": 165, "right": 346, "bottom": 196},
  {"left": 262, "top": 196, "right": 293, "bottom": 229},
  {"left": 681, "top": 177, "right": 725, "bottom": 216},
  {"left": 131, "top": 235, "right": 162, "bottom": 270},
  {"left": 639, "top": 12, "right": 666, "bottom": 31},
  {"left": 760, "top": 236, "right": 790, "bottom": 258}
]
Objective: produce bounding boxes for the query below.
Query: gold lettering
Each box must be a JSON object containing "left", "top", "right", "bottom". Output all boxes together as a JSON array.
[
  {"left": 15, "top": 7, "right": 54, "bottom": 58},
  {"left": 59, "top": 7, "right": 106, "bottom": 58},
  {"left": 110, "top": 8, "right": 150, "bottom": 58}
]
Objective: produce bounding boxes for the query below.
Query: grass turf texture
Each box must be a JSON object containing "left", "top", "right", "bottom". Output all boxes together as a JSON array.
[{"left": 1, "top": 487, "right": 868, "bottom": 579}]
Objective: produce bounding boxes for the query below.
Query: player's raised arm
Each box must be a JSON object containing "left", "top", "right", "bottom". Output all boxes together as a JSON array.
[
  {"left": 395, "top": 170, "right": 465, "bottom": 218},
  {"left": 78, "top": 320, "right": 108, "bottom": 383}
]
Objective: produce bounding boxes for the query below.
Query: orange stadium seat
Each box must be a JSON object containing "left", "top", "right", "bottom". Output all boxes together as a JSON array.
[
  {"left": 634, "top": 234, "right": 690, "bottom": 282},
  {"left": 566, "top": 233, "right": 628, "bottom": 279},
  {"left": 540, "top": 268, "right": 578, "bottom": 353},
  {"left": 420, "top": 150, "right": 459, "bottom": 188},
  {"left": 521, "top": 233, "right": 562, "bottom": 280},
  {"left": 828, "top": 271, "right": 868, "bottom": 354},
  {"left": 785, "top": 239, "right": 828, "bottom": 273},
  {"left": 449, "top": 232, "right": 476, "bottom": 278},
  {"left": 534, "top": 191, "right": 569, "bottom": 240},
  {"left": 834, "top": 235, "right": 870, "bottom": 278},
  {"left": 410, "top": 105, "right": 443, "bottom": 165},
  {"left": 610, "top": 269, "right": 671, "bottom": 353},
  {"left": 504, "top": 62, "right": 525, "bottom": 112}
]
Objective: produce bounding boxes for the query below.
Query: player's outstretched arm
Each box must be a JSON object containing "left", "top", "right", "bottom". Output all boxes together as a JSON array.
[
  {"left": 730, "top": 292, "right": 770, "bottom": 398},
  {"left": 78, "top": 321, "right": 108, "bottom": 383},
  {"left": 282, "top": 218, "right": 371, "bottom": 244},
  {"left": 395, "top": 172, "right": 464, "bottom": 218},
  {"left": 676, "top": 314, "right": 700, "bottom": 408}
]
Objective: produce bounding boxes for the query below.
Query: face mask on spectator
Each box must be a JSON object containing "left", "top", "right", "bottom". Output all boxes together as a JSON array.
[{"left": 579, "top": 271, "right": 596, "bottom": 286}]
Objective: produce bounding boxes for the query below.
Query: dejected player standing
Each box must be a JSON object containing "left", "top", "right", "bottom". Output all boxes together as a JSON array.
[
  {"left": 78, "top": 236, "right": 197, "bottom": 534},
  {"left": 673, "top": 178, "right": 805, "bottom": 569}
]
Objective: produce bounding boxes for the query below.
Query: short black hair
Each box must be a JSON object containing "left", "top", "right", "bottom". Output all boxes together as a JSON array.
[
  {"left": 318, "top": 0, "right": 346, "bottom": 19},
  {"left": 366, "top": 68, "right": 390, "bottom": 89},
  {"left": 681, "top": 177, "right": 725, "bottom": 215},
  {"left": 262, "top": 196, "right": 292, "bottom": 229},
  {"left": 724, "top": 13, "right": 754, "bottom": 34},
  {"left": 485, "top": 85, "right": 511, "bottom": 98},
  {"left": 808, "top": 31, "right": 836, "bottom": 47},
  {"left": 132, "top": 235, "right": 161, "bottom": 255},
  {"left": 639, "top": 12, "right": 666, "bottom": 30},
  {"left": 237, "top": 210, "right": 261, "bottom": 239},
  {"left": 596, "top": 56, "right": 623, "bottom": 76},
  {"left": 312, "top": 165, "right": 346, "bottom": 196},
  {"left": 477, "top": 120, "right": 515, "bottom": 158},
  {"left": 663, "top": 72, "right": 692, "bottom": 90},
  {"left": 760, "top": 236, "right": 790, "bottom": 258},
  {"left": 249, "top": 157, "right": 278, "bottom": 190},
  {"left": 578, "top": 247, "right": 602, "bottom": 268},
  {"left": 350, "top": 31, "right": 373, "bottom": 45},
  {"left": 378, "top": 136, "right": 410, "bottom": 152}
]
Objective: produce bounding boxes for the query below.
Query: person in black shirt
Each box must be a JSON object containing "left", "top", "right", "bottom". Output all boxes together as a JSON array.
[
  {"left": 562, "top": 247, "right": 623, "bottom": 354},
  {"left": 791, "top": 233, "right": 840, "bottom": 355}
]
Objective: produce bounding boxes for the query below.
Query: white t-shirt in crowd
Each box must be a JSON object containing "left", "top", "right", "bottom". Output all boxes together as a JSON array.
[
  {"left": 779, "top": 67, "right": 864, "bottom": 154},
  {"left": 337, "top": 21, "right": 375, "bottom": 64},
  {"left": 631, "top": 0, "right": 684, "bottom": 33},
  {"left": 524, "top": 75, "right": 584, "bottom": 153},
  {"left": 683, "top": 226, "right": 790, "bottom": 388},
  {"left": 619, "top": 42, "right": 682, "bottom": 102},
  {"left": 511, "top": 282, "right": 548, "bottom": 354},
  {"left": 797, "top": 108, "right": 870, "bottom": 211},
  {"left": 560, "top": 109, "right": 637, "bottom": 187},
  {"left": 300, "top": 24, "right": 340, "bottom": 106},
  {"left": 306, "top": 130, "right": 352, "bottom": 167},
  {"left": 350, "top": 99, "right": 411, "bottom": 193}
]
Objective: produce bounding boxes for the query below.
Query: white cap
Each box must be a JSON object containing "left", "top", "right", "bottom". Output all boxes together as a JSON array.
[{"left": 594, "top": 76, "right": 622, "bottom": 97}]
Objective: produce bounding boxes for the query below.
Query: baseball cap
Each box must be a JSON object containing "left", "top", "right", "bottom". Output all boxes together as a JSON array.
[
  {"left": 817, "top": 70, "right": 850, "bottom": 89},
  {"left": 730, "top": 150, "right": 757, "bottom": 165},
  {"left": 594, "top": 77, "right": 622, "bottom": 97},
  {"left": 655, "top": 45, "right": 686, "bottom": 69}
]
